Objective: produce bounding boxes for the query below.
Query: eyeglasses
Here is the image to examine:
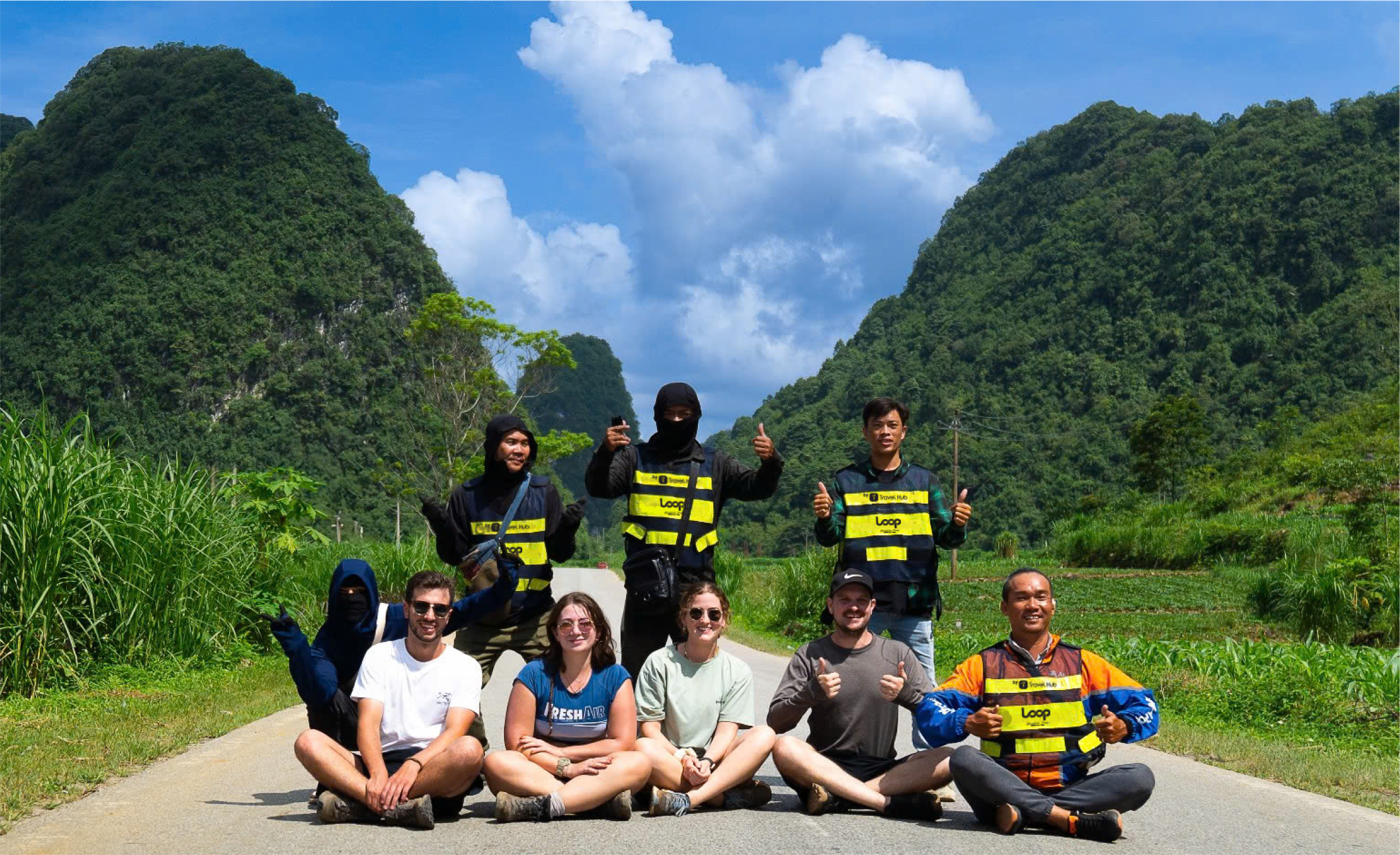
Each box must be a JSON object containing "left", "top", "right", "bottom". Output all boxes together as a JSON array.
[
  {"left": 688, "top": 607, "right": 723, "bottom": 622},
  {"left": 410, "top": 601, "right": 450, "bottom": 618},
  {"left": 555, "top": 619, "right": 594, "bottom": 633}
]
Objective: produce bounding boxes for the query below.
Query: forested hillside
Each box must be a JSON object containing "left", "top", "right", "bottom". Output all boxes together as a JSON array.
[
  {"left": 525, "top": 333, "right": 637, "bottom": 532},
  {"left": 710, "top": 92, "right": 1399, "bottom": 555},
  {"left": 0, "top": 114, "right": 33, "bottom": 152},
  {"left": 0, "top": 44, "right": 456, "bottom": 535}
]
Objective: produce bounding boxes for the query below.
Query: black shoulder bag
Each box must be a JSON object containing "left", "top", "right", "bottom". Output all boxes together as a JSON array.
[{"left": 622, "top": 459, "right": 700, "bottom": 615}]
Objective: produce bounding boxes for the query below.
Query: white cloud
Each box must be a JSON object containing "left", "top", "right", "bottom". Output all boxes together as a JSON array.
[
  {"left": 403, "top": 1, "right": 993, "bottom": 433},
  {"left": 513, "top": 2, "right": 994, "bottom": 430},
  {"left": 400, "top": 167, "right": 634, "bottom": 324}
]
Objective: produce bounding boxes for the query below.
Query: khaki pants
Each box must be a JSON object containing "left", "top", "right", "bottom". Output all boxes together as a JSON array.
[{"left": 453, "top": 610, "right": 552, "bottom": 750}]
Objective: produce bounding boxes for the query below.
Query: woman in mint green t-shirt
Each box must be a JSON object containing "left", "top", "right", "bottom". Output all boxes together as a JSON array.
[{"left": 635, "top": 582, "right": 777, "bottom": 816}]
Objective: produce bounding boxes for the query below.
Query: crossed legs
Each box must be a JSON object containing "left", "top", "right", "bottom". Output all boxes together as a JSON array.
[
  {"left": 293, "top": 729, "right": 483, "bottom": 811},
  {"left": 771, "top": 735, "right": 952, "bottom": 813},
  {"left": 483, "top": 750, "right": 651, "bottom": 814},
  {"left": 636, "top": 725, "right": 777, "bottom": 807}
]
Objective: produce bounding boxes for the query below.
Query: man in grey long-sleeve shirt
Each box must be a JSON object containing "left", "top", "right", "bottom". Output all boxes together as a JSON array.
[{"left": 767, "top": 569, "right": 953, "bottom": 820}]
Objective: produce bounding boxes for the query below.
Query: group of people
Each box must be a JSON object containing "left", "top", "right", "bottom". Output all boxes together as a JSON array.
[{"left": 265, "top": 384, "right": 1159, "bottom": 841}]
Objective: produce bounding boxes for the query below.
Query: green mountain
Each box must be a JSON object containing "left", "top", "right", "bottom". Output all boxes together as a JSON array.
[
  {"left": 0, "top": 44, "right": 456, "bottom": 536},
  {"left": 0, "top": 114, "right": 34, "bottom": 153},
  {"left": 709, "top": 92, "right": 1399, "bottom": 555},
  {"left": 525, "top": 333, "right": 638, "bottom": 532}
]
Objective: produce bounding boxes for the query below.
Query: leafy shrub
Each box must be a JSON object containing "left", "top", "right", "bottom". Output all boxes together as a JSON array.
[
  {"left": 995, "top": 531, "right": 1018, "bottom": 559},
  {"left": 1251, "top": 557, "right": 1398, "bottom": 645}
]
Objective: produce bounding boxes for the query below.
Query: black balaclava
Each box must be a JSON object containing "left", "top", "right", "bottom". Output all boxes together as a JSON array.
[
  {"left": 338, "top": 574, "right": 371, "bottom": 625},
  {"left": 650, "top": 382, "right": 702, "bottom": 456},
  {"left": 482, "top": 413, "right": 538, "bottom": 485}
]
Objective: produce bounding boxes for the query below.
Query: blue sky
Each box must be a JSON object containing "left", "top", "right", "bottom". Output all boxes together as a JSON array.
[{"left": 3, "top": 2, "right": 1396, "bottom": 438}]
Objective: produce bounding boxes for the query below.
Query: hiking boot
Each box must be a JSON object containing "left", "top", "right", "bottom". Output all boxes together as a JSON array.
[
  {"left": 995, "top": 803, "right": 1024, "bottom": 835},
  {"left": 885, "top": 791, "right": 943, "bottom": 821},
  {"left": 648, "top": 786, "right": 692, "bottom": 817},
  {"left": 805, "top": 783, "right": 852, "bottom": 816},
  {"left": 494, "top": 792, "right": 551, "bottom": 823},
  {"left": 308, "top": 782, "right": 327, "bottom": 810},
  {"left": 721, "top": 778, "right": 772, "bottom": 810},
  {"left": 1070, "top": 809, "right": 1123, "bottom": 842},
  {"left": 317, "top": 791, "right": 375, "bottom": 824},
  {"left": 382, "top": 794, "right": 434, "bottom": 830},
  {"left": 604, "top": 788, "right": 633, "bottom": 820}
]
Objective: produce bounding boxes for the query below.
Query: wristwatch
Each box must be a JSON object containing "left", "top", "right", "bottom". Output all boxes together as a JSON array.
[{"left": 555, "top": 756, "right": 573, "bottom": 778}]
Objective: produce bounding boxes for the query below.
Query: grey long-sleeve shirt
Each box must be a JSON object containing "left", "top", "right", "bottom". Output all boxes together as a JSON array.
[{"left": 766, "top": 632, "right": 932, "bottom": 759}]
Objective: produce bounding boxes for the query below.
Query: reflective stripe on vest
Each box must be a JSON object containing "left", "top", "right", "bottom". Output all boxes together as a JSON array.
[
  {"left": 458, "top": 475, "right": 554, "bottom": 617},
  {"left": 835, "top": 466, "right": 939, "bottom": 583},
  {"left": 622, "top": 451, "right": 719, "bottom": 558},
  {"left": 977, "top": 641, "right": 1103, "bottom": 790}
]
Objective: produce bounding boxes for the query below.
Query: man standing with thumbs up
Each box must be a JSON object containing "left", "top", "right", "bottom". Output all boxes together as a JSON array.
[
  {"left": 587, "top": 381, "right": 784, "bottom": 678},
  {"left": 813, "top": 397, "right": 971, "bottom": 749},
  {"left": 913, "top": 568, "right": 1159, "bottom": 842},
  {"left": 767, "top": 569, "right": 952, "bottom": 820}
]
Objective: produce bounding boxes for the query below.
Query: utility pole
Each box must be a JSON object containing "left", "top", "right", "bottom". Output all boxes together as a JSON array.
[{"left": 950, "top": 407, "right": 961, "bottom": 581}]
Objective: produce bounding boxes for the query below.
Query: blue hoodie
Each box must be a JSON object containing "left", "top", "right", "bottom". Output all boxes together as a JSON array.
[{"left": 269, "top": 558, "right": 515, "bottom": 708}]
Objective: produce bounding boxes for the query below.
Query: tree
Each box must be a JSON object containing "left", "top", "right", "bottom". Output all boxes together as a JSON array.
[
  {"left": 1129, "top": 395, "right": 1211, "bottom": 500},
  {"left": 374, "top": 292, "right": 590, "bottom": 499}
]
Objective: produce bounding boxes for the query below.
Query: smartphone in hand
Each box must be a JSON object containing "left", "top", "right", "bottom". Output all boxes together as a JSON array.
[{"left": 610, "top": 416, "right": 625, "bottom": 427}]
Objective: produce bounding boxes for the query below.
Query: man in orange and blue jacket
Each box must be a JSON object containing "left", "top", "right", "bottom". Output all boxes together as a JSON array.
[{"left": 914, "top": 568, "right": 1158, "bottom": 843}]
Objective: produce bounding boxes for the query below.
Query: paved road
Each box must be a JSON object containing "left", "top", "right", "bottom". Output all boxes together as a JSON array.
[{"left": 3, "top": 567, "right": 1395, "bottom": 854}]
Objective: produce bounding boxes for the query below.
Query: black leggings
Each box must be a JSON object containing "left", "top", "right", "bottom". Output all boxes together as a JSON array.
[{"left": 306, "top": 688, "right": 359, "bottom": 751}]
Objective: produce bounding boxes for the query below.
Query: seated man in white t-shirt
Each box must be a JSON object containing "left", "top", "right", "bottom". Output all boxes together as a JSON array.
[{"left": 293, "top": 570, "right": 485, "bottom": 829}]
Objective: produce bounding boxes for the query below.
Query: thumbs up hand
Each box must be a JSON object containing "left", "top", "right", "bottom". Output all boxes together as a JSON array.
[
  {"left": 814, "top": 657, "right": 841, "bottom": 699},
  {"left": 752, "top": 422, "right": 775, "bottom": 461},
  {"left": 813, "top": 482, "right": 833, "bottom": 519},
  {"left": 964, "top": 703, "right": 1002, "bottom": 738},
  {"left": 951, "top": 487, "right": 972, "bottom": 527},
  {"left": 879, "top": 660, "right": 908, "bottom": 702},
  {"left": 1095, "top": 704, "right": 1128, "bottom": 744}
]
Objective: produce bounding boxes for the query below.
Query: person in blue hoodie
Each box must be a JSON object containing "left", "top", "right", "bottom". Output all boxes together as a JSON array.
[{"left": 262, "top": 557, "right": 516, "bottom": 805}]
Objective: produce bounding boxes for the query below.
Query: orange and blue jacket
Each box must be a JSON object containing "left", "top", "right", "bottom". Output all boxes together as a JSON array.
[{"left": 915, "top": 635, "right": 1159, "bottom": 790}]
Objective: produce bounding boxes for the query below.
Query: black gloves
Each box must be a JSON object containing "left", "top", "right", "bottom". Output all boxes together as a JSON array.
[
  {"left": 420, "top": 495, "right": 451, "bottom": 538},
  {"left": 562, "top": 498, "right": 587, "bottom": 528},
  {"left": 259, "top": 604, "right": 295, "bottom": 634}
]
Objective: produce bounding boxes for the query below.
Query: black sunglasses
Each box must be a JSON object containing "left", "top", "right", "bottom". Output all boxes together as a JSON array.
[
  {"left": 410, "top": 600, "right": 450, "bottom": 618},
  {"left": 688, "top": 607, "right": 723, "bottom": 622}
]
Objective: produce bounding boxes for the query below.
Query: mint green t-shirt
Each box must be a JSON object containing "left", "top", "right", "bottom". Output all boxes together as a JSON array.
[{"left": 635, "top": 644, "right": 755, "bottom": 750}]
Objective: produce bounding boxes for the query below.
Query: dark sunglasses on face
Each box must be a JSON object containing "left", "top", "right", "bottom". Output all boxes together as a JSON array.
[
  {"left": 410, "top": 601, "right": 450, "bottom": 618},
  {"left": 688, "top": 607, "right": 723, "bottom": 622}
]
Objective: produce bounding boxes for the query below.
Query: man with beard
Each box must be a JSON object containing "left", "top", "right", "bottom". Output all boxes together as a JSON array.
[
  {"left": 421, "top": 414, "right": 587, "bottom": 747},
  {"left": 585, "top": 382, "right": 783, "bottom": 678},
  {"left": 294, "top": 571, "right": 485, "bottom": 829},
  {"left": 913, "top": 569, "right": 1158, "bottom": 842},
  {"left": 263, "top": 557, "right": 516, "bottom": 807},
  {"left": 767, "top": 570, "right": 952, "bottom": 821}
]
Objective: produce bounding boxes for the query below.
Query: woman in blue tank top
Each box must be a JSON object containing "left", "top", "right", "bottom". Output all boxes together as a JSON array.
[{"left": 484, "top": 592, "right": 651, "bottom": 821}]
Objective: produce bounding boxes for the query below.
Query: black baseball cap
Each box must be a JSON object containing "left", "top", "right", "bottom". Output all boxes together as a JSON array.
[{"left": 829, "top": 568, "right": 875, "bottom": 596}]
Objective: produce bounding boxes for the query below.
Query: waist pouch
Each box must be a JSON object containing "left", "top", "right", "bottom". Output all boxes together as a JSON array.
[{"left": 622, "top": 546, "right": 678, "bottom": 616}]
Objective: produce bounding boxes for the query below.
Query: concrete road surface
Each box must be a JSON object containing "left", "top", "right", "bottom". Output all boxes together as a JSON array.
[{"left": 3, "top": 567, "right": 1395, "bottom": 854}]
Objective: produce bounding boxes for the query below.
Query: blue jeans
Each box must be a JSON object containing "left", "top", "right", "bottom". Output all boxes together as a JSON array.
[{"left": 867, "top": 611, "right": 935, "bottom": 750}]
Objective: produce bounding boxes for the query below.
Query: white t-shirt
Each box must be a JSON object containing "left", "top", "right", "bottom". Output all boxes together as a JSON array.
[{"left": 351, "top": 639, "right": 481, "bottom": 752}]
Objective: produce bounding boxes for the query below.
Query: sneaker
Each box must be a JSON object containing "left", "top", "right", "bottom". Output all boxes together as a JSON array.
[
  {"left": 494, "top": 792, "right": 551, "bottom": 823},
  {"left": 1070, "top": 809, "right": 1123, "bottom": 842},
  {"left": 805, "top": 783, "right": 852, "bottom": 816},
  {"left": 885, "top": 791, "right": 943, "bottom": 821},
  {"left": 995, "top": 803, "right": 1024, "bottom": 835},
  {"left": 605, "top": 788, "right": 634, "bottom": 820},
  {"left": 933, "top": 783, "right": 956, "bottom": 803},
  {"left": 308, "top": 782, "right": 327, "bottom": 810},
  {"left": 648, "top": 786, "right": 692, "bottom": 817},
  {"left": 382, "top": 794, "right": 435, "bottom": 830},
  {"left": 721, "top": 778, "right": 772, "bottom": 810},
  {"left": 316, "top": 791, "right": 375, "bottom": 824}
]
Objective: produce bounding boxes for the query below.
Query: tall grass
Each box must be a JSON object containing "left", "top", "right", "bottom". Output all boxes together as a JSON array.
[{"left": 0, "top": 408, "right": 262, "bottom": 697}]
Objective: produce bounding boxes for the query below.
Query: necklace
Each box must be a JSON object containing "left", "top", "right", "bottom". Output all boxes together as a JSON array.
[{"left": 681, "top": 639, "right": 717, "bottom": 663}]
